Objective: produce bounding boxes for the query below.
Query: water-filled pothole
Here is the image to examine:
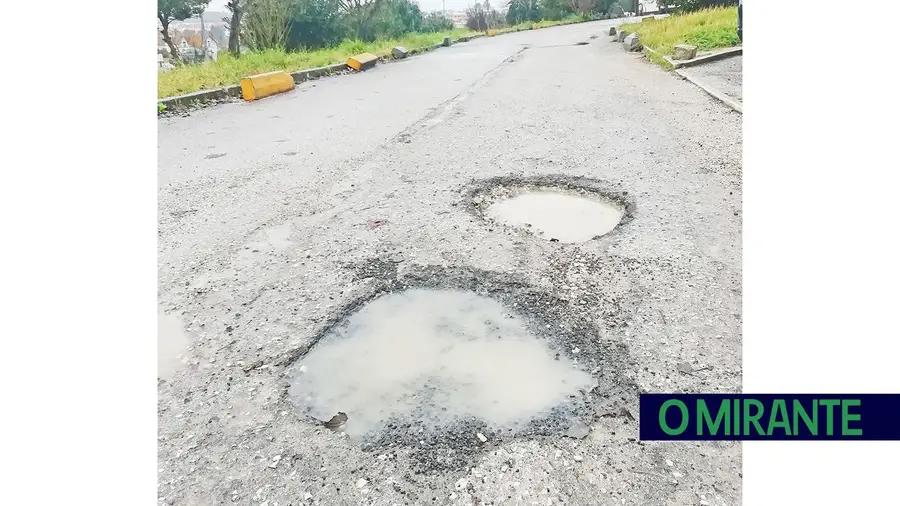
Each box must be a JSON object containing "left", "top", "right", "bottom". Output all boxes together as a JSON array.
[
  {"left": 464, "top": 175, "right": 634, "bottom": 244},
  {"left": 286, "top": 289, "right": 595, "bottom": 437},
  {"left": 487, "top": 190, "right": 624, "bottom": 243}
]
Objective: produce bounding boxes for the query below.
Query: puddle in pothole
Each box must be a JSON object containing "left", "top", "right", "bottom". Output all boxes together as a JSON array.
[
  {"left": 158, "top": 311, "right": 188, "bottom": 381},
  {"left": 487, "top": 190, "right": 624, "bottom": 243},
  {"left": 286, "top": 289, "right": 594, "bottom": 437}
]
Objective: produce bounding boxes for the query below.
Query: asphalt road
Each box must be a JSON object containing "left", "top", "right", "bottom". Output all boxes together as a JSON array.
[{"left": 158, "top": 19, "right": 743, "bottom": 506}]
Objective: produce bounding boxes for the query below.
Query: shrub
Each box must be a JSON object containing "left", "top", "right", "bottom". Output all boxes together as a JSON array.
[
  {"left": 286, "top": 0, "right": 347, "bottom": 50},
  {"left": 422, "top": 11, "right": 454, "bottom": 32}
]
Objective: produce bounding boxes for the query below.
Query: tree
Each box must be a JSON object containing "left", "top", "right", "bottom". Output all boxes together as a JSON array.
[
  {"left": 338, "top": 0, "right": 384, "bottom": 40},
  {"left": 567, "top": 0, "right": 594, "bottom": 16},
  {"left": 368, "top": 0, "right": 424, "bottom": 39},
  {"left": 421, "top": 11, "right": 454, "bottom": 32},
  {"left": 465, "top": 1, "right": 502, "bottom": 30},
  {"left": 506, "top": 0, "right": 540, "bottom": 24},
  {"left": 158, "top": 0, "right": 210, "bottom": 61},
  {"left": 539, "top": 0, "right": 572, "bottom": 20},
  {"left": 483, "top": 0, "right": 503, "bottom": 28},
  {"left": 465, "top": 2, "right": 488, "bottom": 31},
  {"left": 286, "top": 0, "right": 345, "bottom": 50},
  {"left": 225, "top": 0, "right": 243, "bottom": 54}
]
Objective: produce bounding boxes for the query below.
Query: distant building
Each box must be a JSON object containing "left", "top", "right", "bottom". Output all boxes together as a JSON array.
[{"left": 447, "top": 10, "right": 467, "bottom": 27}]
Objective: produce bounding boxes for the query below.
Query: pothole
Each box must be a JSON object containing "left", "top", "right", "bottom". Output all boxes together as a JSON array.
[
  {"left": 465, "top": 175, "right": 634, "bottom": 243},
  {"left": 487, "top": 190, "right": 624, "bottom": 243},
  {"left": 286, "top": 289, "right": 595, "bottom": 437},
  {"left": 280, "top": 263, "right": 638, "bottom": 472}
]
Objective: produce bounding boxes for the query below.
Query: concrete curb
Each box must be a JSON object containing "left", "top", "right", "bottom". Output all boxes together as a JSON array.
[
  {"left": 675, "top": 68, "right": 742, "bottom": 114},
  {"left": 290, "top": 63, "right": 349, "bottom": 84},
  {"left": 665, "top": 46, "right": 742, "bottom": 69},
  {"left": 158, "top": 85, "right": 242, "bottom": 109}
]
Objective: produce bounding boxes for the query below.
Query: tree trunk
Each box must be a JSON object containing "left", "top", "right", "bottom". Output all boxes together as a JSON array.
[
  {"left": 228, "top": 2, "right": 242, "bottom": 55},
  {"left": 160, "top": 20, "right": 180, "bottom": 62}
]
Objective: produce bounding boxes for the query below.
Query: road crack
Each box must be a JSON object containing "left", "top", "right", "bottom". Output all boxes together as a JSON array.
[{"left": 391, "top": 46, "right": 530, "bottom": 143}]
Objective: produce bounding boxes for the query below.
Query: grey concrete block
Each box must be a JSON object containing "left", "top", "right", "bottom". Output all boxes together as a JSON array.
[
  {"left": 391, "top": 46, "right": 409, "bottom": 59},
  {"left": 623, "top": 33, "right": 641, "bottom": 52},
  {"left": 617, "top": 31, "right": 628, "bottom": 42},
  {"left": 159, "top": 85, "right": 242, "bottom": 109},
  {"left": 291, "top": 63, "right": 349, "bottom": 83},
  {"left": 673, "top": 44, "right": 698, "bottom": 60},
  {"left": 442, "top": 36, "right": 451, "bottom": 47},
  {"left": 608, "top": 26, "right": 616, "bottom": 36}
]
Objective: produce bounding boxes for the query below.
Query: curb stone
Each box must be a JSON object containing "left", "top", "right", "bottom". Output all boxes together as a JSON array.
[
  {"left": 158, "top": 85, "right": 242, "bottom": 110},
  {"left": 291, "top": 63, "right": 349, "bottom": 84}
]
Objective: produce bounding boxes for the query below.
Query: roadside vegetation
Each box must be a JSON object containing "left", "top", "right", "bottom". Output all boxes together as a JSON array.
[
  {"left": 618, "top": 4, "right": 739, "bottom": 68},
  {"left": 158, "top": 29, "right": 472, "bottom": 98},
  {"left": 158, "top": 0, "right": 638, "bottom": 99}
]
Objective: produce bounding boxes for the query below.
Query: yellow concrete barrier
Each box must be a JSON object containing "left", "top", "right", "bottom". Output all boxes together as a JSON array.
[
  {"left": 531, "top": 23, "right": 537, "bottom": 30},
  {"left": 487, "top": 29, "right": 498, "bottom": 36},
  {"left": 347, "top": 53, "right": 378, "bottom": 71},
  {"left": 240, "top": 71, "right": 294, "bottom": 101}
]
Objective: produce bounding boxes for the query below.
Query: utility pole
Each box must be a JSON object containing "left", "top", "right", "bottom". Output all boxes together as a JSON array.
[{"left": 200, "top": 9, "right": 207, "bottom": 61}]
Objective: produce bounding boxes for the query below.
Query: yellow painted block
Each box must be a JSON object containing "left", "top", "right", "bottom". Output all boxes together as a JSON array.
[
  {"left": 240, "top": 71, "right": 294, "bottom": 101},
  {"left": 347, "top": 53, "right": 378, "bottom": 71},
  {"left": 487, "top": 29, "right": 498, "bottom": 37},
  {"left": 531, "top": 23, "right": 537, "bottom": 30}
]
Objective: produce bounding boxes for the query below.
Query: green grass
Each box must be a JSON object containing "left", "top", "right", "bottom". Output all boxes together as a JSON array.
[
  {"left": 618, "top": 6, "right": 739, "bottom": 67},
  {"left": 158, "top": 29, "right": 476, "bottom": 99}
]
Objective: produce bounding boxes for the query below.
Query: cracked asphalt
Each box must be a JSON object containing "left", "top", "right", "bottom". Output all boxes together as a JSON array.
[{"left": 158, "top": 19, "right": 743, "bottom": 506}]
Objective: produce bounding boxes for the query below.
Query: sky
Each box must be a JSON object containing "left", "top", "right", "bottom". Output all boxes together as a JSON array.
[{"left": 205, "top": 0, "right": 482, "bottom": 13}]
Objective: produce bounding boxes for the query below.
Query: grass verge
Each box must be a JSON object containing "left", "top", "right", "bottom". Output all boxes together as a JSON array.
[
  {"left": 158, "top": 29, "right": 475, "bottom": 99},
  {"left": 618, "top": 7, "right": 739, "bottom": 68}
]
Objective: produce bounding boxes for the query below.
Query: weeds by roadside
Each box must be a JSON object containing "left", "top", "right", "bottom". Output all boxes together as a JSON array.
[{"left": 618, "top": 7, "right": 738, "bottom": 68}]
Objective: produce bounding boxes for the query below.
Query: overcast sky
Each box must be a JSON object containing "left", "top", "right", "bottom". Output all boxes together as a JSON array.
[{"left": 205, "top": 0, "right": 481, "bottom": 13}]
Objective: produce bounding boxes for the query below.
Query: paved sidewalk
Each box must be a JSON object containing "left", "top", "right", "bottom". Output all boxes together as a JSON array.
[{"left": 680, "top": 54, "right": 743, "bottom": 106}]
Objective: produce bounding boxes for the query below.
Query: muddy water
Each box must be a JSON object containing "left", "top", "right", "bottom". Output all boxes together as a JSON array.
[
  {"left": 158, "top": 311, "right": 188, "bottom": 381},
  {"left": 287, "top": 289, "right": 594, "bottom": 436},
  {"left": 487, "top": 191, "right": 623, "bottom": 243}
]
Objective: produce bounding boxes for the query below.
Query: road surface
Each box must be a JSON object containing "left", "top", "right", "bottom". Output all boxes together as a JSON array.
[{"left": 158, "top": 19, "right": 743, "bottom": 506}]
